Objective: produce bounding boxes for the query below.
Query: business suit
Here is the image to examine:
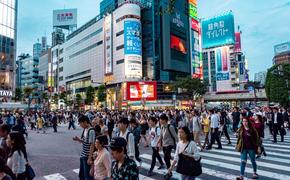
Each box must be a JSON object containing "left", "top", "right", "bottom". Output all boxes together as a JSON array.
[{"left": 271, "top": 112, "right": 284, "bottom": 142}]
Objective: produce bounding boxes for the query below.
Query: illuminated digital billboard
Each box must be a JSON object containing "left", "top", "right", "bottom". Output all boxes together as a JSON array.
[
  {"left": 189, "top": 4, "right": 198, "bottom": 20},
  {"left": 126, "top": 81, "right": 157, "bottom": 101},
  {"left": 201, "top": 12, "right": 235, "bottom": 49},
  {"left": 170, "top": 35, "right": 187, "bottom": 54}
]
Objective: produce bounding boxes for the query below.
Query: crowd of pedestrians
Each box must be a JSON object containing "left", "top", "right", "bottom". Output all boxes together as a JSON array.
[{"left": 0, "top": 105, "right": 288, "bottom": 180}]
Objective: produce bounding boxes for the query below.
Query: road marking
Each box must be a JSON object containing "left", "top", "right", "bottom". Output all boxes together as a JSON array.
[
  {"left": 202, "top": 159, "right": 290, "bottom": 180},
  {"left": 204, "top": 148, "right": 290, "bottom": 164},
  {"left": 72, "top": 169, "right": 79, "bottom": 174},
  {"left": 200, "top": 152, "right": 290, "bottom": 172},
  {"left": 139, "top": 174, "right": 156, "bottom": 180},
  {"left": 44, "top": 173, "right": 67, "bottom": 180},
  {"left": 229, "top": 139, "right": 290, "bottom": 149}
]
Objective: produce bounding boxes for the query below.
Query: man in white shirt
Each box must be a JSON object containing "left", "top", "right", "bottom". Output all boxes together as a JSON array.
[
  {"left": 207, "top": 109, "right": 222, "bottom": 150},
  {"left": 117, "top": 118, "right": 135, "bottom": 160}
]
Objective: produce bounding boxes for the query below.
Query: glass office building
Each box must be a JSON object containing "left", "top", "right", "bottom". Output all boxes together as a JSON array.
[{"left": 0, "top": 0, "right": 17, "bottom": 92}]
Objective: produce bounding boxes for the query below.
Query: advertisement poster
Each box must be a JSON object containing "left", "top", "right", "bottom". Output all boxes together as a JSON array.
[
  {"left": 53, "top": 9, "right": 77, "bottom": 29},
  {"left": 104, "top": 14, "right": 113, "bottom": 75},
  {"left": 201, "top": 12, "right": 235, "bottom": 49},
  {"left": 126, "top": 81, "right": 157, "bottom": 101},
  {"left": 189, "top": 4, "right": 198, "bottom": 20},
  {"left": 170, "top": 35, "right": 187, "bottom": 54},
  {"left": 191, "top": 18, "right": 200, "bottom": 33},
  {"left": 124, "top": 20, "right": 142, "bottom": 78},
  {"left": 274, "top": 42, "right": 290, "bottom": 55},
  {"left": 215, "top": 46, "right": 232, "bottom": 92},
  {"left": 234, "top": 32, "right": 241, "bottom": 52}
]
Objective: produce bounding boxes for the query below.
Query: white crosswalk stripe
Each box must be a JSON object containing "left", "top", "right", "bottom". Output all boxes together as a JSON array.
[{"left": 39, "top": 134, "right": 290, "bottom": 180}]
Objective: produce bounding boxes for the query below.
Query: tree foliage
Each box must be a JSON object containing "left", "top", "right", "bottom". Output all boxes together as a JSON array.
[
  {"left": 23, "top": 87, "right": 33, "bottom": 98},
  {"left": 41, "top": 92, "right": 48, "bottom": 102},
  {"left": 265, "top": 64, "right": 290, "bottom": 106},
  {"left": 76, "top": 94, "right": 82, "bottom": 107},
  {"left": 97, "top": 84, "right": 106, "bottom": 103},
  {"left": 174, "top": 76, "right": 207, "bottom": 99},
  {"left": 85, "top": 86, "right": 95, "bottom": 105},
  {"left": 14, "top": 88, "right": 22, "bottom": 101},
  {"left": 59, "top": 91, "right": 67, "bottom": 104},
  {"left": 53, "top": 94, "right": 59, "bottom": 104}
]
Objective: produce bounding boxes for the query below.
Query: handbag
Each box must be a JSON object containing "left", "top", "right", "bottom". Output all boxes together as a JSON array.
[
  {"left": 176, "top": 142, "right": 202, "bottom": 176},
  {"left": 25, "top": 164, "right": 35, "bottom": 180}
]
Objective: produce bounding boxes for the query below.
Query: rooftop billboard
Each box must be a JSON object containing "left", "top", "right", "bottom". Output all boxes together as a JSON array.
[
  {"left": 201, "top": 12, "right": 235, "bottom": 49},
  {"left": 53, "top": 9, "right": 77, "bottom": 29}
]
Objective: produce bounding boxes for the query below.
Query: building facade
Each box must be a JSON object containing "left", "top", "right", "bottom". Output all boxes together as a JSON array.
[
  {"left": 0, "top": 0, "right": 17, "bottom": 99},
  {"left": 52, "top": 28, "right": 65, "bottom": 47},
  {"left": 273, "top": 42, "right": 290, "bottom": 65},
  {"left": 39, "top": 48, "right": 51, "bottom": 91},
  {"left": 254, "top": 71, "right": 266, "bottom": 86},
  {"left": 33, "top": 42, "right": 41, "bottom": 58}
]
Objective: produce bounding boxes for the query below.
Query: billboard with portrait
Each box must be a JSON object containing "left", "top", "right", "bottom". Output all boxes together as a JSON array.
[
  {"left": 53, "top": 9, "right": 77, "bottom": 29},
  {"left": 124, "top": 20, "right": 142, "bottom": 78},
  {"left": 201, "top": 12, "right": 235, "bottom": 49},
  {"left": 126, "top": 81, "right": 157, "bottom": 101},
  {"left": 215, "top": 46, "right": 232, "bottom": 92}
]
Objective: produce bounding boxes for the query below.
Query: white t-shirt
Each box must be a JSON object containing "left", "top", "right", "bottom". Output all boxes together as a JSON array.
[{"left": 150, "top": 127, "right": 161, "bottom": 147}]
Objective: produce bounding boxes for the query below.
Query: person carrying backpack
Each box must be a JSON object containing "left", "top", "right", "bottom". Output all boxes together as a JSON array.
[
  {"left": 157, "top": 113, "right": 178, "bottom": 169},
  {"left": 116, "top": 118, "right": 135, "bottom": 161},
  {"left": 73, "top": 115, "right": 96, "bottom": 180},
  {"left": 129, "top": 118, "right": 142, "bottom": 167}
]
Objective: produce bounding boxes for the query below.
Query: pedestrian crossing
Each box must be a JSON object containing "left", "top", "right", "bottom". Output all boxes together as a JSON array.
[{"left": 38, "top": 133, "right": 290, "bottom": 180}]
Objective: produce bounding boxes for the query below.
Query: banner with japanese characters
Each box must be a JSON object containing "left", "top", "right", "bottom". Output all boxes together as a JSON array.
[
  {"left": 124, "top": 20, "right": 142, "bottom": 79},
  {"left": 201, "top": 12, "right": 235, "bottom": 49}
]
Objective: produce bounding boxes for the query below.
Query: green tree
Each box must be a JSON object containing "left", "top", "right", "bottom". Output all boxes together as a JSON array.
[
  {"left": 97, "top": 84, "right": 106, "bottom": 103},
  {"left": 23, "top": 87, "right": 33, "bottom": 98},
  {"left": 14, "top": 88, "right": 23, "bottom": 102},
  {"left": 53, "top": 94, "right": 59, "bottom": 104},
  {"left": 76, "top": 94, "right": 82, "bottom": 109},
  {"left": 265, "top": 64, "right": 290, "bottom": 106},
  {"left": 59, "top": 91, "right": 67, "bottom": 104},
  {"left": 174, "top": 76, "right": 207, "bottom": 99},
  {"left": 85, "top": 86, "right": 95, "bottom": 105}
]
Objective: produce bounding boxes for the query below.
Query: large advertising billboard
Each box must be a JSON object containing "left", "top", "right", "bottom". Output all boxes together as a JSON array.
[
  {"left": 124, "top": 20, "right": 142, "bottom": 78},
  {"left": 53, "top": 9, "right": 77, "bottom": 29},
  {"left": 170, "top": 35, "right": 187, "bottom": 54},
  {"left": 201, "top": 12, "right": 235, "bottom": 49},
  {"left": 215, "top": 46, "right": 232, "bottom": 92},
  {"left": 126, "top": 81, "right": 157, "bottom": 101},
  {"left": 274, "top": 42, "right": 290, "bottom": 55},
  {"left": 235, "top": 32, "right": 241, "bottom": 52},
  {"left": 104, "top": 14, "right": 113, "bottom": 75}
]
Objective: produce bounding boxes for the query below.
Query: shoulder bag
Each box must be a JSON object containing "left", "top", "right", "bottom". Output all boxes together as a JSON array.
[{"left": 176, "top": 141, "right": 202, "bottom": 176}]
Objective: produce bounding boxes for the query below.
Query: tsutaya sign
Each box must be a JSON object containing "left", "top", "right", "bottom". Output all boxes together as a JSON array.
[{"left": 0, "top": 90, "right": 13, "bottom": 97}]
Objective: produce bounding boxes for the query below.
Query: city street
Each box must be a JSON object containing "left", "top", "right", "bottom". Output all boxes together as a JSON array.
[{"left": 28, "top": 124, "right": 290, "bottom": 180}]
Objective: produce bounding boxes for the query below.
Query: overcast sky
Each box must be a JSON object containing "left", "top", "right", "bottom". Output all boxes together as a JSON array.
[{"left": 17, "top": 0, "right": 290, "bottom": 79}]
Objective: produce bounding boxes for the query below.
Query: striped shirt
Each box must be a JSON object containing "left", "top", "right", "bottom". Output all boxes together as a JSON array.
[{"left": 81, "top": 127, "right": 95, "bottom": 157}]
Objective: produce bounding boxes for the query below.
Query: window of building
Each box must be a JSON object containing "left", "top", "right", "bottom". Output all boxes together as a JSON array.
[
  {"left": 59, "top": 67, "right": 63, "bottom": 72},
  {"left": 59, "top": 58, "right": 63, "bottom": 63},
  {"left": 116, "top": 44, "right": 124, "bottom": 51},
  {"left": 116, "top": 59, "right": 124, "bottom": 64},
  {"left": 116, "top": 30, "right": 124, "bottom": 37},
  {"left": 59, "top": 76, "right": 63, "bottom": 81}
]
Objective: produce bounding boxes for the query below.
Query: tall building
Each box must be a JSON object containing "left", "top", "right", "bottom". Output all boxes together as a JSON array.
[
  {"left": 52, "top": 28, "right": 65, "bottom": 47},
  {"left": 0, "top": 0, "right": 17, "bottom": 98},
  {"left": 201, "top": 11, "right": 247, "bottom": 93},
  {"left": 254, "top": 71, "right": 266, "bottom": 86},
  {"left": 33, "top": 41, "right": 42, "bottom": 58},
  {"left": 273, "top": 42, "right": 290, "bottom": 65},
  {"left": 100, "top": 0, "right": 117, "bottom": 15},
  {"left": 41, "top": 36, "right": 48, "bottom": 53},
  {"left": 39, "top": 48, "right": 51, "bottom": 92},
  {"left": 18, "top": 55, "right": 40, "bottom": 100}
]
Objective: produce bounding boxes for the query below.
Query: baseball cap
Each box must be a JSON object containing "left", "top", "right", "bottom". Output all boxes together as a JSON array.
[{"left": 109, "top": 137, "right": 127, "bottom": 149}]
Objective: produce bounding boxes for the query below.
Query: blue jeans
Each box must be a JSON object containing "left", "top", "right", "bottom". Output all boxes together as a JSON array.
[
  {"left": 79, "top": 157, "right": 92, "bottom": 180},
  {"left": 181, "top": 175, "right": 195, "bottom": 180},
  {"left": 240, "top": 149, "right": 257, "bottom": 176}
]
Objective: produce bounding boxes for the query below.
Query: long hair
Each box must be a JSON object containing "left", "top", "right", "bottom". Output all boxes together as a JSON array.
[
  {"left": 8, "top": 132, "right": 28, "bottom": 161},
  {"left": 179, "top": 126, "right": 192, "bottom": 141}
]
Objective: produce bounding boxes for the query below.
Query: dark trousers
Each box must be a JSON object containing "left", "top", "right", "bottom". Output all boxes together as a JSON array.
[
  {"left": 16, "top": 172, "right": 27, "bottom": 180},
  {"left": 135, "top": 143, "right": 142, "bottom": 162},
  {"left": 68, "top": 121, "right": 75, "bottom": 130},
  {"left": 150, "top": 147, "right": 164, "bottom": 171},
  {"left": 209, "top": 128, "right": 222, "bottom": 148},
  {"left": 273, "top": 124, "right": 284, "bottom": 142},
  {"left": 220, "top": 125, "right": 231, "bottom": 143},
  {"left": 53, "top": 124, "right": 57, "bottom": 132},
  {"left": 79, "top": 157, "right": 92, "bottom": 180},
  {"left": 163, "top": 145, "right": 173, "bottom": 169}
]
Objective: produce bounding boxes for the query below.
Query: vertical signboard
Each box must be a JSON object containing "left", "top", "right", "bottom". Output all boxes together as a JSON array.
[
  {"left": 201, "top": 12, "right": 235, "bottom": 49},
  {"left": 104, "top": 14, "right": 113, "bottom": 75},
  {"left": 215, "top": 46, "right": 232, "bottom": 92},
  {"left": 235, "top": 32, "right": 241, "bottom": 52},
  {"left": 189, "top": 4, "right": 198, "bottom": 20},
  {"left": 124, "top": 20, "right": 142, "bottom": 79}
]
